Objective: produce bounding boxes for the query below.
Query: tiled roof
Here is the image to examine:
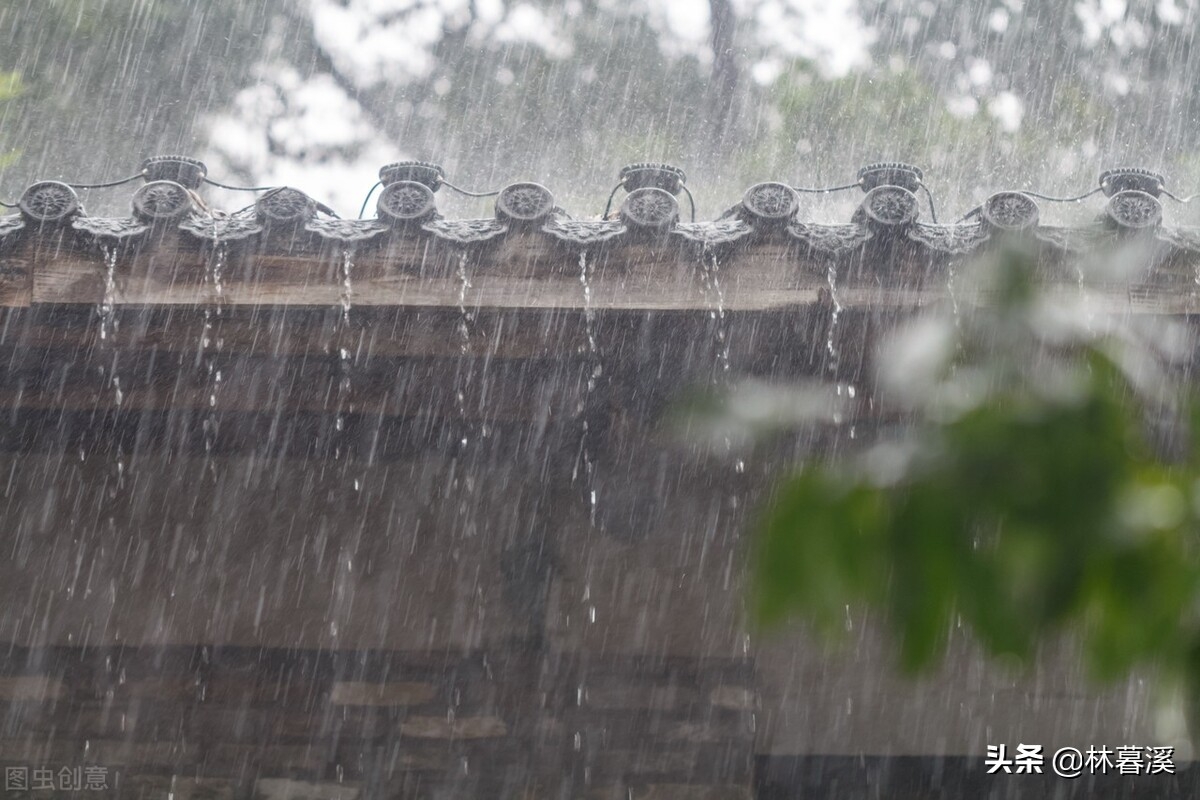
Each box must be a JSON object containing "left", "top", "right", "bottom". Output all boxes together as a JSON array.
[{"left": 2, "top": 157, "right": 1196, "bottom": 259}]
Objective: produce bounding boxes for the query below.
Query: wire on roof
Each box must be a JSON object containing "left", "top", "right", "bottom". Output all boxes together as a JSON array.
[
  {"left": 680, "top": 184, "right": 697, "bottom": 223},
  {"left": 439, "top": 179, "right": 501, "bottom": 198},
  {"left": 358, "top": 181, "right": 382, "bottom": 219},
  {"left": 204, "top": 177, "right": 277, "bottom": 192},
  {"left": 1162, "top": 190, "right": 1197, "bottom": 203},
  {"left": 791, "top": 182, "right": 861, "bottom": 194},
  {"left": 601, "top": 182, "right": 624, "bottom": 220},
  {"left": 227, "top": 187, "right": 285, "bottom": 217},
  {"left": 918, "top": 182, "right": 938, "bottom": 223},
  {"left": 600, "top": 180, "right": 697, "bottom": 222},
  {"left": 1019, "top": 187, "right": 1102, "bottom": 203},
  {"left": 790, "top": 178, "right": 937, "bottom": 222},
  {"left": 68, "top": 173, "right": 145, "bottom": 190}
]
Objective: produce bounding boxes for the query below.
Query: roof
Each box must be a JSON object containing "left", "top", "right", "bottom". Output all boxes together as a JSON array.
[
  {"left": 1, "top": 155, "right": 1196, "bottom": 439},
  {"left": 2, "top": 159, "right": 1190, "bottom": 316}
]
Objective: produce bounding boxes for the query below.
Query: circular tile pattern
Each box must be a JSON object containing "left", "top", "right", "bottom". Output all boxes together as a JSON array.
[
  {"left": 256, "top": 188, "right": 317, "bottom": 224},
  {"left": 377, "top": 181, "right": 437, "bottom": 224},
  {"left": 18, "top": 181, "right": 80, "bottom": 224},
  {"left": 857, "top": 185, "right": 920, "bottom": 229},
  {"left": 620, "top": 187, "right": 680, "bottom": 231},
  {"left": 132, "top": 180, "right": 194, "bottom": 222},
  {"left": 495, "top": 182, "right": 555, "bottom": 224},
  {"left": 982, "top": 191, "right": 1040, "bottom": 231},
  {"left": 1105, "top": 189, "right": 1162, "bottom": 230},
  {"left": 742, "top": 182, "right": 800, "bottom": 223}
]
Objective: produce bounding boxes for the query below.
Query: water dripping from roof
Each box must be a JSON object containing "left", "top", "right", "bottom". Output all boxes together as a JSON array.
[{"left": 575, "top": 250, "right": 600, "bottom": 527}]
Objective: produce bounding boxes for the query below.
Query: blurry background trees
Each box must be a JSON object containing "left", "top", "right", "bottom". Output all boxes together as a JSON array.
[{"left": 2, "top": 0, "right": 1199, "bottom": 217}]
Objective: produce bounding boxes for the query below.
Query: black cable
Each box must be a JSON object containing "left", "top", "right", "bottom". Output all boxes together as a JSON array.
[
  {"left": 1162, "top": 189, "right": 1198, "bottom": 203},
  {"left": 600, "top": 180, "right": 694, "bottom": 221},
  {"left": 601, "top": 182, "right": 624, "bottom": 219},
  {"left": 918, "top": 182, "right": 938, "bottom": 223},
  {"left": 68, "top": 173, "right": 145, "bottom": 189},
  {"left": 954, "top": 186, "right": 1102, "bottom": 221},
  {"left": 439, "top": 179, "right": 500, "bottom": 198},
  {"left": 358, "top": 181, "right": 382, "bottom": 219},
  {"left": 792, "top": 182, "right": 862, "bottom": 194},
  {"left": 1019, "top": 187, "right": 1101, "bottom": 203},
  {"left": 221, "top": 187, "right": 338, "bottom": 219},
  {"left": 226, "top": 187, "right": 284, "bottom": 217},
  {"left": 0, "top": 198, "right": 17, "bottom": 208},
  {"left": 680, "top": 184, "right": 697, "bottom": 223},
  {"left": 203, "top": 177, "right": 277, "bottom": 192}
]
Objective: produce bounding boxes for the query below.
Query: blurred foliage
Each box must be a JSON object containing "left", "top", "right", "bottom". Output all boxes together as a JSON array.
[
  {"left": 744, "top": 66, "right": 1005, "bottom": 190},
  {"left": 5, "top": 0, "right": 1200, "bottom": 215},
  {"left": 868, "top": 0, "right": 1200, "bottom": 173},
  {"left": 388, "top": 8, "right": 713, "bottom": 194},
  {"left": 751, "top": 247, "right": 1200, "bottom": 731},
  {"left": 0, "top": 0, "right": 271, "bottom": 192},
  {"left": 0, "top": 71, "right": 22, "bottom": 171}
]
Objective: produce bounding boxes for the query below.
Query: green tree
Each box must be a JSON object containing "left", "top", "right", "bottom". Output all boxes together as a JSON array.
[
  {"left": 751, "top": 246, "right": 1200, "bottom": 737},
  {"left": 0, "top": 71, "right": 21, "bottom": 175},
  {"left": 0, "top": 0, "right": 272, "bottom": 203}
]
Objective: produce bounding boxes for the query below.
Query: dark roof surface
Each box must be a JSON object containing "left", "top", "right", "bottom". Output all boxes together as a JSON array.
[{"left": 2, "top": 159, "right": 1197, "bottom": 261}]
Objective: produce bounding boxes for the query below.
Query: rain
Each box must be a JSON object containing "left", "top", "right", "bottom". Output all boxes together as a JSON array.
[{"left": 2, "top": 1, "right": 1200, "bottom": 798}]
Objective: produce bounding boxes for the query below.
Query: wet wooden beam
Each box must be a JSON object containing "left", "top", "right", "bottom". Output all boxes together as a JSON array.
[{"left": 5, "top": 224, "right": 1200, "bottom": 313}]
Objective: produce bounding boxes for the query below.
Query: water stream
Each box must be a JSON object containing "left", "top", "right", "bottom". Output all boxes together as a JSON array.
[
  {"left": 824, "top": 259, "right": 842, "bottom": 380},
  {"left": 201, "top": 243, "right": 227, "bottom": 463},
  {"left": 575, "top": 250, "right": 600, "bottom": 526},
  {"left": 700, "top": 248, "right": 744, "bottom": 471},
  {"left": 454, "top": 249, "right": 473, "bottom": 450},
  {"left": 97, "top": 245, "right": 125, "bottom": 496},
  {"left": 335, "top": 248, "right": 355, "bottom": 443},
  {"left": 98, "top": 245, "right": 118, "bottom": 344},
  {"left": 825, "top": 260, "right": 853, "bottom": 427},
  {"left": 450, "top": 249, "right": 477, "bottom": 537},
  {"left": 701, "top": 249, "right": 731, "bottom": 381}
]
